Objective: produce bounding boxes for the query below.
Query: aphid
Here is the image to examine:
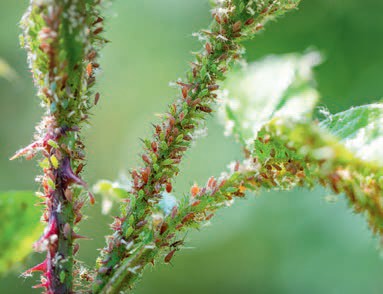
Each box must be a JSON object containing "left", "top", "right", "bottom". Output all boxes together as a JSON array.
[
  {"left": 171, "top": 206, "right": 178, "bottom": 218},
  {"left": 89, "top": 192, "right": 95, "bottom": 205},
  {"left": 63, "top": 223, "right": 72, "bottom": 239},
  {"left": 92, "top": 16, "right": 104, "bottom": 26},
  {"left": 256, "top": 24, "right": 264, "bottom": 31},
  {"left": 234, "top": 161, "right": 240, "bottom": 172},
  {"left": 168, "top": 115, "right": 176, "bottom": 128},
  {"left": 232, "top": 21, "right": 242, "bottom": 33},
  {"left": 182, "top": 86, "right": 188, "bottom": 99},
  {"left": 205, "top": 213, "right": 214, "bottom": 221},
  {"left": 260, "top": 7, "right": 269, "bottom": 14},
  {"left": 87, "top": 51, "right": 97, "bottom": 60},
  {"left": 155, "top": 124, "right": 162, "bottom": 136},
  {"left": 170, "top": 240, "right": 184, "bottom": 248},
  {"left": 73, "top": 243, "right": 80, "bottom": 255},
  {"left": 141, "top": 167, "right": 151, "bottom": 184},
  {"left": 86, "top": 63, "right": 93, "bottom": 76},
  {"left": 328, "top": 173, "right": 341, "bottom": 194},
  {"left": 164, "top": 249, "right": 176, "bottom": 263},
  {"left": 190, "top": 183, "right": 200, "bottom": 197},
  {"left": 181, "top": 212, "right": 195, "bottom": 224},
  {"left": 191, "top": 200, "right": 201, "bottom": 207},
  {"left": 208, "top": 84, "right": 219, "bottom": 91},
  {"left": 166, "top": 182, "right": 172, "bottom": 193},
  {"left": 296, "top": 171, "right": 305, "bottom": 178},
  {"left": 94, "top": 92, "right": 100, "bottom": 105},
  {"left": 273, "top": 164, "right": 282, "bottom": 171},
  {"left": 142, "top": 154, "right": 151, "bottom": 164},
  {"left": 93, "top": 27, "right": 103, "bottom": 35},
  {"left": 205, "top": 42, "right": 212, "bottom": 54},
  {"left": 214, "top": 14, "right": 222, "bottom": 24},
  {"left": 196, "top": 105, "right": 213, "bottom": 113},
  {"left": 80, "top": 271, "right": 93, "bottom": 282},
  {"left": 75, "top": 163, "right": 85, "bottom": 175},
  {"left": 245, "top": 18, "right": 255, "bottom": 26},
  {"left": 160, "top": 222, "right": 168, "bottom": 235},
  {"left": 270, "top": 148, "right": 276, "bottom": 158},
  {"left": 136, "top": 220, "right": 148, "bottom": 229},
  {"left": 151, "top": 141, "right": 158, "bottom": 153},
  {"left": 207, "top": 176, "right": 217, "bottom": 190},
  {"left": 183, "top": 134, "right": 192, "bottom": 141}
]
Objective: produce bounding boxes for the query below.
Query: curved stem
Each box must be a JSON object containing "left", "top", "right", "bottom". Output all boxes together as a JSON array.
[{"left": 94, "top": 0, "right": 302, "bottom": 291}]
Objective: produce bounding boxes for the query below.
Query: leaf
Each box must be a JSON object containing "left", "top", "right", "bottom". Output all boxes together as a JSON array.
[
  {"left": 0, "top": 58, "right": 17, "bottom": 82},
  {"left": 320, "top": 103, "right": 383, "bottom": 166},
  {"left": 93, "top": 179, "right": 131, "bottom": 215},
  {"left": 0, "top": 191, "right": 43, "bottom": 275},
  {"left": 219, "top": 51, "right": 321, "bottom": 146}
]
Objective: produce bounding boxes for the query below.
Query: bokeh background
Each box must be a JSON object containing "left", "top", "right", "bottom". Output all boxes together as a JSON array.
[{"left": 1, "top": 0, "right": 383, "bottom": 293}]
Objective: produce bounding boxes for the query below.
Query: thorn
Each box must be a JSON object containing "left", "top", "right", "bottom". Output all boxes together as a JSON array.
[
  {"left": 61, "top": 157, "right": 87, "bottom": 187},
  {"left": 10, "top": 141, "right": 40, "bottom": 160},
  {"left": 23, "top": 259, "right": 48, "bottom": 276},
  {"left": 72, "top": 232, "right": 90, "bottom": 240}
]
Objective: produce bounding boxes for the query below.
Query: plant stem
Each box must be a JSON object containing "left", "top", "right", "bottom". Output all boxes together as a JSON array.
[
  {"left": 15, "top": 0, "right": 107, "bottom": 292},
  {"left": 99, "top": 116, "right": 383, "bottom": 294},
  {"left": 94, "top": 0, "right": 302, "bottom": 291}
]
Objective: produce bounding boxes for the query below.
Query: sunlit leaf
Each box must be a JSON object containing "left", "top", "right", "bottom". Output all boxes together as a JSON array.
[
  {"left": 0, "top": 191, "right": 43, "bottom": 275},
  {"left": 320, "top": 103, "right": 383, "bottom": 166},
  {"left": 219, "top": 51, "right": 321, "bottom": 146}
]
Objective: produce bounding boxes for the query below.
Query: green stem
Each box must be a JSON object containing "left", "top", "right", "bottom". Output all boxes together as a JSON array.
[
  {"left": 16, "top": 0, "right": 107, "bottom": 292},
  {"left": 94, "top": 0, "right": 302, "bottom": 291}
]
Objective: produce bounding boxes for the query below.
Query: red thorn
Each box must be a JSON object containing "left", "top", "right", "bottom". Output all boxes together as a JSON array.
[
  {"left": 10, "top": 141, "right": 41, "bottom": 160},
  {"left": 61, "top": 157, "right": 87, "bottom": 187},
  {"left": 33, "top": 277, "right": 49, "bottom": 290},
  {"left": 72, "top": 232, "right": 90, "bottom": 240},
  {"left": 23, "top": 259, "right": 48, "bottom": 276}
]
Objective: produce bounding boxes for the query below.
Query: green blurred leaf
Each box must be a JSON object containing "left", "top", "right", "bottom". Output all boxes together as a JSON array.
[
  {"left": 93, "top": 179, "right": 130, "bottom": 215},
  {"left": 0, "top": 191, "right": 43, "bottom": 275},
  {"left": 320, "top": 103, "right": 383, "bottom": 166},
  {"left": 219, "top": 51, "right": 321, "bottom": 146},
  {"left": 0, "top": 59, "right": 17, "bottom": 82}
]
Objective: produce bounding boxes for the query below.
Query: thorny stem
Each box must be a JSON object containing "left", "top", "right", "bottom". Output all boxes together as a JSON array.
[
  {"left": 94, "top": 2, "right": 302, "bottom": 291},
  {"left": 100, "top": 118, "right": 383, "bottom": 294},
  {"left": 98, "top": 145, "right": 307, "bottom": 293},
  {"left": 14, "top": 0, "right": 107, "bottom": 292},
  {"left": 263, "top": 121, "right": 383, "bottom": 234}
]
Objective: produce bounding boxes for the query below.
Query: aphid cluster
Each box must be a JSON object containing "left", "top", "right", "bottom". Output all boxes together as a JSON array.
[
  {"left": 15, "top": 0, "right": 107, "bottom": 292},
  {"left": 93, "top": 0, "right": 303, "bottom": 291}
]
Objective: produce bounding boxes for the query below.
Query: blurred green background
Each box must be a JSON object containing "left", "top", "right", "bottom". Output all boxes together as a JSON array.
[{"left": 1, "top": 0, "right": 383, "bottom": 293}]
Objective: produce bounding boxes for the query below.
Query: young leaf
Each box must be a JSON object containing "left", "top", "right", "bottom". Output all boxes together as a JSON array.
[
  {"left": 219, "top": 51, "right": 321, "bottom": 145},
  {"left": 0, "top": 191, "right": 43, "bottom": 275},
  {"left": 93, "top": 179, "right": 132, "bottom": 215},
  {"left": 320, "top": 103, "right": 383, "bottom": 166}
]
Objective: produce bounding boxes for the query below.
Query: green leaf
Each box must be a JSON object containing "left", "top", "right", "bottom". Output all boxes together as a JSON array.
[
  {"left": 219, "top": 51, "right": 321, "bottom": 146},
  {"left": 0, "top": 58, "right": 17, "bottom": 82},
  {"left": 93, "top": 179, "right": 131, "bottom": 215},
  {"left": 320, "top": 103, "right": 383, "bottom": 166},
  {"left": 0, "top": 191, "right": 43, "bottom": 275}
]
